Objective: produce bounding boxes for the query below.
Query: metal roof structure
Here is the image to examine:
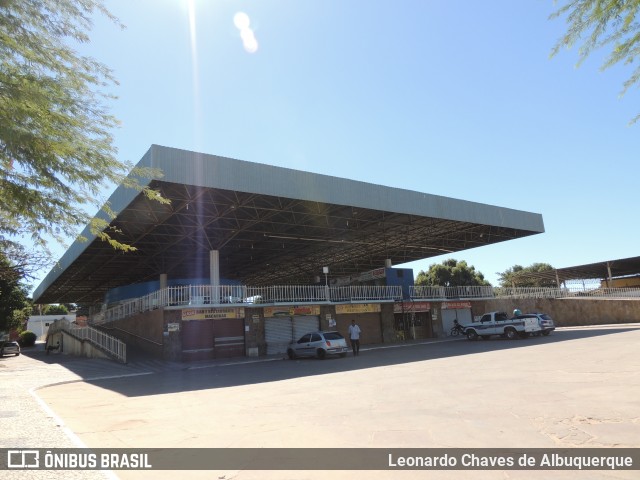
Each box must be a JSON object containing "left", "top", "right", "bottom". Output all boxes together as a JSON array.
[
  {"left": 34, "top": 145, "right": 545, "bottom": 304},
  {"left": 511, "top": 256, "right": 640, "bottom": 285}
]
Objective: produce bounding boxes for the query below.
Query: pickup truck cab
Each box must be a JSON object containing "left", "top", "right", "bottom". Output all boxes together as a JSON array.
[{"left": 464, "top": 311, "right": 541, "bottom": 341}]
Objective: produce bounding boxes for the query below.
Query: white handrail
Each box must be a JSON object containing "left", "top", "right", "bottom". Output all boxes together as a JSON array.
[
  {"left": 48, "top": 319, "right": 126, "bottom": 363},
  {"left": 95, "top": 284, "right": 404, "bottom": 324},
  {"left": 409, "top": 285, "right": 640, "bottom": 300}
]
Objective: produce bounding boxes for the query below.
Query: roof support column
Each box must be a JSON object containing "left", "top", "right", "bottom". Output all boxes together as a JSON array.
[
  {"left": 160, "top": 273, "right": 168, "bottom": 290},
  {"left": 210, "top": 250, "right": 220, "bottom": 304},
  {"left": 606, "top": 262, "right": 613, "bottom": 289}
]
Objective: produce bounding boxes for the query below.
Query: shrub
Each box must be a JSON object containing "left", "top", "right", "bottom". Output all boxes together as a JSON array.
[{"left": 18, "top": 330, "right": 37, "bottom": 347}]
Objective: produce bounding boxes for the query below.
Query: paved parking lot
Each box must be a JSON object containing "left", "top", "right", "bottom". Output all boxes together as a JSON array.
[{"left": 2, "top": 325, "right": 640, "bottom": 479}]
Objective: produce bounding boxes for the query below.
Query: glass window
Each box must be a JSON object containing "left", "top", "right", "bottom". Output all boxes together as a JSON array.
[{"left": 323, "top": 332, "right": 344, "bottom": 340}]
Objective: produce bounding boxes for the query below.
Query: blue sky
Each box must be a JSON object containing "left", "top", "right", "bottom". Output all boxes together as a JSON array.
[{"left": 53, "top": 0, "right": 639, "bottom": 287}]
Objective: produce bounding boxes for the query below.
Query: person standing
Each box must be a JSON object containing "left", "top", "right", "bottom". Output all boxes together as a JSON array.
[{"left": 348, "top": 319, "right": 361, "bottom": 356}]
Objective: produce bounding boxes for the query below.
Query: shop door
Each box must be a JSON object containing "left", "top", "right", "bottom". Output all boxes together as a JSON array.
[
  {"left": 182, "top": 319, "right": 214, "bottom": 361},
  {"left": 292, "top": 316, "right": 320, "bottom": 339},
  {"left": 265, "top": 317, "right": 293, "bottom": 354},
  {"left": 214, "top": 318, "right": 245, "bottom": 358}
]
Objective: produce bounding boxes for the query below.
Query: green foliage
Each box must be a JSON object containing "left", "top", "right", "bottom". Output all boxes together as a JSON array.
[
  {"left": 43, "top": 304, "right": 69, "bottom": 315},
  {"left": 497, "top": 263, "right": 556, "bottom": 287},
  {"left": 0, "top": 0, "right": 168, "bottom": 256},
  {"left": 551, "top": 0, "right": 640, "bottom": 122},
  {"left": 18, "top": 330, "right": 37, "bottom": 347},
  {"left": 415, "top": 259, "right": 491, "bottom": 287},
  {"left": 0, "top": 253, "right": 30, "bottom": 331}
]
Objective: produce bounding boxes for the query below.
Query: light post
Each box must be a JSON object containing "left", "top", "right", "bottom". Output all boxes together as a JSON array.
[{"left": 323, "top": 266, "right": 329, "bottom": 301}]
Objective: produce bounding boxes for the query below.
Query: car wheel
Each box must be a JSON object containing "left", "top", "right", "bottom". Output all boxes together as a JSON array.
[
  {"left": 542, "top": 331, "right": 551, "bottom": 336},
  {"left": 505, "top": 328, "right": 518, "bottom": 340},
  {"left": 316, "top": 348, "right": 326, "bottom": 359},
  {"left": 287, "top": 349, "right": 296, "bottom": 360},
  {"left": 466, "top": 330, "right": 478, "bottom": 341}
]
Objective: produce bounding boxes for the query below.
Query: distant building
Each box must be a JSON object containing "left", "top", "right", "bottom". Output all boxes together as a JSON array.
[{"left": 27, "top": 315, "right": 76, "bottom": 342}]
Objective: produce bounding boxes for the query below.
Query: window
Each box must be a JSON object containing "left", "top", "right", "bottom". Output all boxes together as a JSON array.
[
  {"left": 310, "top": 333, "right": 322, "bottom": 342},
  {"left": 298, "top": 334, "right": 312, "bottom": 343},
  {"left": 323, "top": 332, "right": 344, "bottom": 340}
]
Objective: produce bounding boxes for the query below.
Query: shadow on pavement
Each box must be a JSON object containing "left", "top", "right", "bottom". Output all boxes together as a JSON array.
[{"left": 18, "top": 325, "right": 639, "bottom": 398}]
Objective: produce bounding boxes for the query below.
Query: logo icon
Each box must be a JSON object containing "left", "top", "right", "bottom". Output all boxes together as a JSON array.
[{"left": 7, "top": 450, "right": 39, "bottom": 468}]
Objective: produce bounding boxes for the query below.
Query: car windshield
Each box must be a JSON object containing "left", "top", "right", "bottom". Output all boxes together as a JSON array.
[
  {"left": 540, "top": 314, "right": 552, "bottom": 320},
  {"left": 323, "top": 332, "right": 344, "bottom": 340}
]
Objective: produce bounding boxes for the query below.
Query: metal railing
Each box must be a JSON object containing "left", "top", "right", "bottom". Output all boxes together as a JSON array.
[
  {"left": 92, "top": 282, "right": 640, "bottom": 326},
  {"left": 96, "top": 284, "right": 403, "bottom": 325},
  {"left": 410, "top": 285, "right": 640, "bottom": 300},
  {"left": 47, "top": 319, "right": 127, "bottom": 363}
]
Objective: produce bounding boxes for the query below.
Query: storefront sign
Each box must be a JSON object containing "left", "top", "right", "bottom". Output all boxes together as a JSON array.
[
  {"left": 182, "top": 308, "right": 245, "bottom": 320},
  {"left": 335, "top": 304, "right": 381, "bottom": 314},
  {"left": 167, "top": 323, "right": 180, "bottom": 332},
  {"left": 393, "top": 302, "right": 431, "bottom": 313},
  {"left": 441, "top": 301, "right": 472, "bottom": 310},
  {"left": 263, "top": 306, "right": 321, "bottom": 318}
]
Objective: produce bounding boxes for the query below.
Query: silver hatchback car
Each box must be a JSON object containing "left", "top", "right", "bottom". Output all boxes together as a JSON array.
[
  {"left": 515, "top": 313, "right": 555, "bottom": 336},
  {"left": 287, "top": 331, "right": 349, "bottom": 359},
  {"left": 0, "top": 341, "right": 21, "bottom": 356}
]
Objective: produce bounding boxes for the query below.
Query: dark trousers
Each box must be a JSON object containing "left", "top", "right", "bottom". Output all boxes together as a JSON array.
[{"left": 350, "top": 339, "right": 360, "bottom": 355}]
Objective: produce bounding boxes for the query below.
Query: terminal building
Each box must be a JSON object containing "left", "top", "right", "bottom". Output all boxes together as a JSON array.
[{"left": 33, "top": 145, "right": 545, "bottom": 361}]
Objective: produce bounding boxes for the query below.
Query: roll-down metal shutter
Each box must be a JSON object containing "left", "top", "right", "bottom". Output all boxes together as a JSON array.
[
  {"left": 293, "top": 316, "right": 320, "bottom": 339},
  {"left": 265, "top": 317, "right": 293, "bottom": 354}
]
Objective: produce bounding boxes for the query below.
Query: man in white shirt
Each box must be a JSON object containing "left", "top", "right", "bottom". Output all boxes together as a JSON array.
[{"left": 348, "top": 319, "right": 361, "bottom": 356}]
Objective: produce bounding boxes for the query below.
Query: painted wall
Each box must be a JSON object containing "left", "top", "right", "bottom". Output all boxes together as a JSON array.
[
  {"left": 105, "top": 277, "right": 243, "bottom": 304},
  {"left": 49, "top": 331, "right": 111, "bottom": 361},
  {"left": 27, "top": 315, "right": 76, "bottom": 341},
  {"left": 102, "top": 309, "right": 165, "bottom": 358}
]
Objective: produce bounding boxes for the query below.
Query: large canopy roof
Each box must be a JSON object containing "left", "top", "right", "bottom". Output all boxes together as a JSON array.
[
  {"left": 34, "top": 145, "right": 545, "bottom": 304},
  {"left": 511, "top": 256, "right": 640, "bottom": 285}
]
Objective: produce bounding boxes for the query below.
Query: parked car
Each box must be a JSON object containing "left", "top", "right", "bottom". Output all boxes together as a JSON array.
[
  {"left": 287, "top": 331, "right": 349, "bottom": 359},
  {"left": 530, "top": 313, "right": 555, "bottom": 335},
  {"left": 0, "top": 341, "right": 21, "bottom": 356},
  {"left": 512, "top": 313, "right": 555, "bottom": 336}
]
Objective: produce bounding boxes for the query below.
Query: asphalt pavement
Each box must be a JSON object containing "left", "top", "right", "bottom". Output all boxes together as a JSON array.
[{"left": 2, "top": 326, "right": 640, "bottom": 480}]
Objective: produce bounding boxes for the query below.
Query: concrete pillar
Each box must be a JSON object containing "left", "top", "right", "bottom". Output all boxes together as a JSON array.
[
  {"left": 159, "top": 273, "right": 168, "bottom": 306},
  {"left": 210, "top": 250, "right": 220, "bottom": 303}
]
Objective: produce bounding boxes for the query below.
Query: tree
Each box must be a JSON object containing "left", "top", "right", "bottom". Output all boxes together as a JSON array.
[
  {"left": 42, "top": 304, "right": 69, "bottom": 315},
  {"left": 497, "top": 263, "right": 556, "bottom": 288},
  {"left": 551, "top": 0, "right": 640, "bottom": 122},
  {"left": 415, "top": 259, "right": 491, "bottom": 287},
  {"left": 0, "top": 0, "right": 168, "bottom": 258},
  {"left": 0, "top": 253, "right": 30, "bottom": 332}
]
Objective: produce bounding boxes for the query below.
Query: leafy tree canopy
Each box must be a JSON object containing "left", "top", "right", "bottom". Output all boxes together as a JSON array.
[
  {"left": 0, "top": 253, "right": 30, "bottom": 331},
  {"left": 497, "top": 262, "right": 556, "bottom": 287},
  {"left": 415, "top": 259, "right": 491, "bottom": 287},
  {"left": 551, "top": 0, "right": 640, "bottom": 122},
  {"left": 42, "top": 304, "right": 69, "bottom": 315},
  {"left": 0, "top": 0, "right": 168, "bottom": 258}
]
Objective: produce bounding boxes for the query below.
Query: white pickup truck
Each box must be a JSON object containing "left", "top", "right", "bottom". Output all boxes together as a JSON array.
[{"left": 464, "top": 311, "right": 541, "bottom": 340}]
